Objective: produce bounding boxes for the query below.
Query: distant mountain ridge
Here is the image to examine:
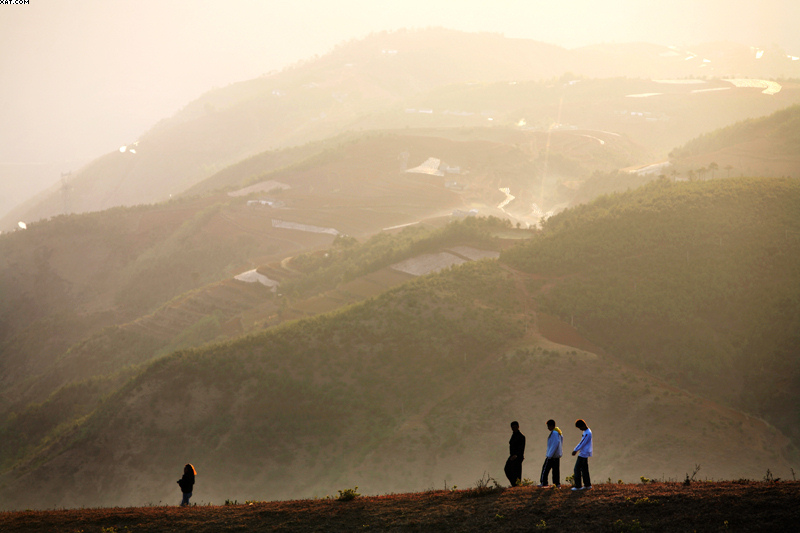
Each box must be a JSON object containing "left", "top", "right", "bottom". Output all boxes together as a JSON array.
[{"left": 4, "top": 28, "right": 800, "bottom": 230}]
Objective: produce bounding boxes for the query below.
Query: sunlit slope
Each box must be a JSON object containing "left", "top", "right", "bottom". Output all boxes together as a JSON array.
[
  {"left": 502, "top": 177, "right": 800, "bottom": 444},
  {"left": 187, "top": 127, "right": 651, "bottom": 225},
  {"left": 669, "top": 104, "right": 800, "bottom": 178},
  {"left": 5, "top": 30, "right": 800, "bottom": 231},
  {"left": 396, "top": 78, "right": 800, "bottom": 158},
  {"left": 573, "top": 41, "right": 800, "bottom": 80},
  {"left": 0, "top": 257, "right": 794, "bottom": 510},
  {"left": 180, "top": 135, "right": 350, "bottom": 197},
  {"left": 0, "top": 29, "right": 569, "bottom": 229}
]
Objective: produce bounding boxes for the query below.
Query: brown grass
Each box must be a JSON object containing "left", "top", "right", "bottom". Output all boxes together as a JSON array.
[{"left": 1, "top": 481, "right": 797, "bottom": 532}]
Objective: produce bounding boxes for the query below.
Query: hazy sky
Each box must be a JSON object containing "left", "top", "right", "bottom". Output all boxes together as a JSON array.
[{"left": 1, "top": 0, "right": 797, "bottom": 169}]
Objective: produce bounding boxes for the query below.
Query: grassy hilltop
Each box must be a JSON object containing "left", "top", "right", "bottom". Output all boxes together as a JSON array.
[
  {"left": 1, "top": 177, "right": 798, "bottom": 510},
  {"left": 1, "top": 482, "right": 799, "bottom": 532}
]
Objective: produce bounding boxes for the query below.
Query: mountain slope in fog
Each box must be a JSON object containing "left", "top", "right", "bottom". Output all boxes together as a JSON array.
[
  {"left": 669, "top": 104, "right": 800, "bottom": 177},
  {"left": 0, "top": 126, "right": 650, "bottom": 411},
  {"left": 0, "top": 248, "right": 793, "bottom": 510},
  {"left": 1, "top": 178, "right": 797, "bottom": 510},
  {"left": 5, "top": 127, "right": 626, "bottom": 416}
]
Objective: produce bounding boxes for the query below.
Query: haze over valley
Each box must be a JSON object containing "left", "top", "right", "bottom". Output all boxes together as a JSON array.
[{"left": 1, "top": 1, "right": 799, "bottom": 514}]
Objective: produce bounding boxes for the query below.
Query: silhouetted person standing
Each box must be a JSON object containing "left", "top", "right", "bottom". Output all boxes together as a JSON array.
[
  {"left": 504, "top": 421, "right": 526, "bottom": 486},
  {"left": 571, "top": 419, "right": 593, "bottom": 491},
  {"left": 539, "top": 419, "right": 562, "bottom": 488},
  {"left": 178, "top": 463, "right": 196, "bottom": 506}
]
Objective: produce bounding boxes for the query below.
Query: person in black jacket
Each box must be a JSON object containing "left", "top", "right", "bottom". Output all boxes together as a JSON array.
[
  {"left": 177, "top": 463, "right": 196, "bottom": 506},
  {"left": 504, "top": 421, "right": 526, "bottom": 486}
]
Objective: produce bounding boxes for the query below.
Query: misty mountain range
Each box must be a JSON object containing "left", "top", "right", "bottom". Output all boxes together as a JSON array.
[
  {"left": 0, "top": 29, "right": 798, "bottom": 510},
  {"left": 3, "top": 29, "right": 800, "bottom": 230}
]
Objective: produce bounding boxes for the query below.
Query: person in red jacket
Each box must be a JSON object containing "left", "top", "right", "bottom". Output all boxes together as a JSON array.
[{"left": 177, "top": 463, "right": 196, "bottom": 506}]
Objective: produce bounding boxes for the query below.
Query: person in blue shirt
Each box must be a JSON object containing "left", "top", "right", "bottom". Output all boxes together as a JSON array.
[
  {"left": 571, "top": 419, "right": 593, "bottom": 491},
  {"left": 538, "top": 419, "right": 563, "bottom": 488}
]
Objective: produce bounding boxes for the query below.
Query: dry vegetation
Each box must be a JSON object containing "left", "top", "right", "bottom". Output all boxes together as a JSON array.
[{"left": 1, "top": 482, "right": 798, "bottom": 532}]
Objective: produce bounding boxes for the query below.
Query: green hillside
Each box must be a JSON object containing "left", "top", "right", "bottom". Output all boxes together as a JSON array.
[
  {"left": 0, "top": 215, "right": 516, "bottom": 488},
  {"left": 3, "top": 127, "right": 596, "bottom": 417},
  {"left": 2, "top": 253, "right": 794, "bottom": 509},
  {"left": 1, "top": 181, "right": 798, "bottom": 509},
  {"left": 4, "top": 129, "right": 555, "bottom": 424},
  {"left": 502, "top": 177, "right": 800, "bottom": 442}
]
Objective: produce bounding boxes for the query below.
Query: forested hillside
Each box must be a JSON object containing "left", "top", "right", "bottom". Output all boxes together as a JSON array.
[
  {"left": 1, "top": 180, "right": 798, "bottom": 510},
  {"left": 502, "top": 177, "right": 800, "bottom": 442},
  {"left": 2, "top": 126, "right": 616, "bottom": 419}
]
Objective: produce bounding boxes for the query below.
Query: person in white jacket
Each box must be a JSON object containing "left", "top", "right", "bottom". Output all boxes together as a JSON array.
[
  {"left": 538, "top": 419, "right": 563, "bottom": 488},
  {"left": 571, "top": 419, "right": 593, "bottom": 491}
]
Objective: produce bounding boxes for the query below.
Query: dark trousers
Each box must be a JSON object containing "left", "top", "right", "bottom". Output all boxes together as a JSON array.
[
  {"left": 504, "top": 457, "right": 523, "bottom": 486},
  {"left": 540, "top": 457, "right": 560, "bottom": 486},
  {"left": 573, "top": 456, "right": 591, "bottom": 488}
]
